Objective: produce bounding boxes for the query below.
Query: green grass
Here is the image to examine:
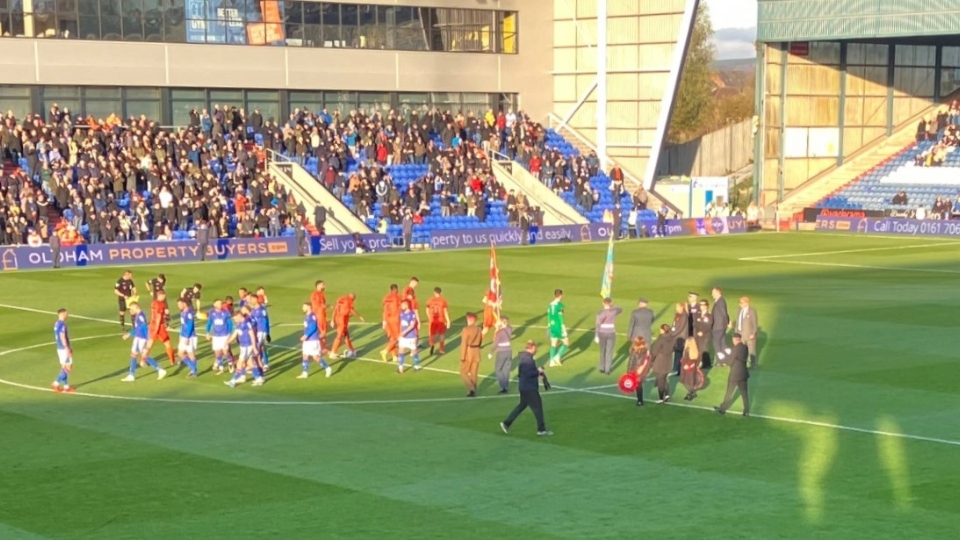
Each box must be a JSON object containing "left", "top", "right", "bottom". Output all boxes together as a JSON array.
[{"left": 1, "top": 233, "right": 959, "bottom": 539}]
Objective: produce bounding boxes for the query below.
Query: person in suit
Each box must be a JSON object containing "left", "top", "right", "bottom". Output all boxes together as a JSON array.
[
  {"left": 627, "top": 297, "right": 654, "bottom": 346},
  {"left": 650, "top": 324, "right": 674, "bottom": 403},
  {"left": 459, "top": 312, "right": 483, "bottom": 397},
  {"left": 669, "top": 302, "right": 690, "bottom": 375},
  {"left": 294, "top": 218, "right": 308, "bottom": 257},
  {"left": 693, "top": 299, "right": 713, "bottom": 369},
  {"left": 711, "top": 286, "right": 732, "bottom": 363},
  {"left": 500, "top": 340, "right": 552, "bottom": 436},
  {"left": 626, "top": 337, "right": 651, "bottom": 406},
  {"left": 715, "top": 333, "right": 750, "bottom": 417},
  {"left": 686, "top": 292, "right": 700, "bottom": 336},
  {"left": 594, "top": 297, "right": 622, "bottom": 374},
  {"left": 735, "top": 296, "right": 760, "bottom": 368},
  {"left": 49, "top": 231, "right": 61, "bottom": 269}
]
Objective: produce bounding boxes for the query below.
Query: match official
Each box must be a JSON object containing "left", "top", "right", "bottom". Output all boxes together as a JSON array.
[
  {"left": 595, "top": 297, "right": 621, "bottom": 374},
  {"left": 49, "top": 232, "right": 61, "bottom": 269},
  {"left": 500, "top": 340, "right": 552, "bottom": 436}
]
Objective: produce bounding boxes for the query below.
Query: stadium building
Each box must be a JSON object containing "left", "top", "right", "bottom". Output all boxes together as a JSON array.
[
  {"left": 756, "top": 0, "right": 960, "bottom": 218},
  {"left": 0, "top": 0, "right": 697, "bottom": 193}
]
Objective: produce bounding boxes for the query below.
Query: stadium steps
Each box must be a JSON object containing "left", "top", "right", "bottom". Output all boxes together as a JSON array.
[
  {"left": 266, "top": 157, "right": 373, "bottom": 236},
  {"left": 490, "top": 159, "right": 588, "bottom": 226},
  {"left": 779, "top": 132, "right": 918, "bottom": 217},
  {"left": 545, "top": 115, "right": 678, "bottom": 215}
]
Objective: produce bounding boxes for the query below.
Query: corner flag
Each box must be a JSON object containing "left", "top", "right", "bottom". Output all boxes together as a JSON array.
[{"left": 599, "top": 233, "right": 614, "bottom": 298}]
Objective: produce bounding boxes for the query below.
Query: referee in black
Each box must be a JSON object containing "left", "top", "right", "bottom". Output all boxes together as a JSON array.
[{"left": 500, "top": 340, "right": 553, "bottom": 436}]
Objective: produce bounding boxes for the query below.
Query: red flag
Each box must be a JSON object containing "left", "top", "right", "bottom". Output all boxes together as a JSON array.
[{"left": 489, "top": 243, "right": 502, "bottom": 321}]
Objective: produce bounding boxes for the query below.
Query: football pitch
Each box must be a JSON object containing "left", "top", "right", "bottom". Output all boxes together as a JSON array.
[{"left": 1, "top": 232, "right": 959, "bottom": 539}]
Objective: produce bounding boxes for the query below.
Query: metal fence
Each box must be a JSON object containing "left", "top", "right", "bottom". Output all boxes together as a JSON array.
[{"left": 656, "top": 120, "right": 753, "bottom": 177}]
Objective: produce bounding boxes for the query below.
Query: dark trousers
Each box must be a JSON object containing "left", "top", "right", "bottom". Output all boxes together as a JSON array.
[
  {"left": 712, "top": 330, "right": 729, "bottom": 361},
  {"left": 655, "top": 373, "right": 669, "bottom": 399},
  {"left": 198, "top": 240, "right": 208, "bottom": 261},
  {"left": 672, "top": 350, "right": 682, "bottom": 375},
  {"left": 504, "top": 389, "right": 546, "bottom": 432},
  {"left": 719, "top": 379, "right": 749, "bottom": 415},
  {"left": 635, "top": 383, "right": 644, "bottom": 404}
]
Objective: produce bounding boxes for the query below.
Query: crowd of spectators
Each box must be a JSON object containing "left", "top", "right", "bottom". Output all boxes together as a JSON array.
[{"left": 0, "top": 105, "right": 308, "bottom": 247}]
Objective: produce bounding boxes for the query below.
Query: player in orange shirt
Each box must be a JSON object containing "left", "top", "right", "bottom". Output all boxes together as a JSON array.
[
  {"left": 481, "top": 289, "right": 500, "bottom": 337},
  {"left": 402, "top": 277, "right": 420, "bottom": 318},
  {"left": 310, "top": 280, "right": 329, "bottom": 352},
  {"left": 425, "top": 287, "right": 451, "bottom": 355},
  {"left": 146, "top": 290, "right": 177, "bottom": 366},
  {"left": 380, "top": 283, "right": 401, "bottom": 363},
  {"left": 329, "top": 293, "right": 364, "bottom": 359}
]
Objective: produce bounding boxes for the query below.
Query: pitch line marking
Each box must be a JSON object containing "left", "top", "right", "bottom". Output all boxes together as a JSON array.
[
  {"left": 739, "top": 241, "right": 960, "bottom": 261},
  {"left": 3, "top": 303, "right": 960, "bottom": 449},
  {"left": 743, "top": 259, "right": 960, "bottom": 275}
]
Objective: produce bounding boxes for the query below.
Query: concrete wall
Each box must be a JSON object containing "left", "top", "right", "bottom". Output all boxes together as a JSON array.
[{"left": 0, "top": 0, "right": 554, "bottom": 119}]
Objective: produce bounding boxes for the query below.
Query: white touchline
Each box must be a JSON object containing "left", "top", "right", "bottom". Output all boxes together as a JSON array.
[
  {"left": 2, "top": 303, "right": 960, "bottom": 448},
  {"left": 744, "top": 259, "right": 960, "bottom": 275},
  {"left": 739, "top": 241, "right": 960, "bottom": 261}
]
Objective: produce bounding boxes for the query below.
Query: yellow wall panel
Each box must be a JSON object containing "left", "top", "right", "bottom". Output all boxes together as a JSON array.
[
  {"left": 843, "top": 127, "right": 863, "bottom": 158},
  {"left": 576, "top": 46, "right": 597, "bottom": 72},
  {"left": 608, "top": 73, "right": 639, "bottom": 100},
  {"left": 844, "top": 96, "right": 863, "bottom": 126},
  {"left": 638, "top": 102, "right": 661, "bottom": 126},
  {"left": 863, "top": 96, "right": 887, "bottom": 127},
  {"left": 554, "top": 74, "right": 578, "bottom": 103},
  {"left": 553, "top": 20, "right": 577, "bottom": 47},
  {"left": 607, "top": 16, "right": 640, "bottom": 43},
  {"left": 786, "top": 64, "right": 840, "bottom": 96},
  {"left": 765, "top": 96, "right": 781, "bottom": 127},
  {"left": 608, "top": 102, "right": 639, "bottom": 128},
  {"left": 636, "top": 43, "right": 674, "bottom": 71},
  {"left": 638, "top": 72, "right": 670, "bottom": 100},
  {"left": 637, "top": 0, "right": 686, "bottom": 15},
  {"left": 577, "top": 0, "right": 597, "bottom": 19},
  {"left": 554, "top": 48, "right": 576, "bottom": 72},
  {"left": 608, "top": 45, "right": 639, "bottom": 72}
]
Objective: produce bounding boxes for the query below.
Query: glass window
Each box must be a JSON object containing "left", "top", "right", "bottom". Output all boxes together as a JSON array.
[
  {"left": 121, "top": 0, "right": 144, "bottom": 40},
  {"left": 358, "top": 91, "right": 390, "bottom": 116},
  {"left": 40, "top": 87, "right": 81, "bottom": 119},
  {"left": 399, "top": 93, "right": 429, "bottom": 122},
  {"left": 171, "top": 88, "right": 206, "bottom": 125},
  {"left": 0, "top": 87, "right": 31, "bottom": 119},
  {"left": 499, "top": 11, "right": 517, "bottom": 54},
  {"left": 78, "top": 0, "right": 100, "bottom": 39},
  {"left": 7, "top": 1, "right": 25, "bottom": 37},
  {"left": 339, "top": 3, "right": 357, "bottom": 48},
  {"left": 56, "top": 0, "right": 79, "bottom": 39},
  {"left": 318, "top": 2, "right": 337, "bottom": 46},
  {"left": 209, "top": 90, "right": 242, "bottom": 110},
  {"left": 944, "top": 47, "right": 960, "bottom": 69},
  {"left": 125, "top": 100, "right": 161, "bottom": 121},
  {"left": 289, "top": 90, "right": 323, "bottom": 113},
  {"left": 125, "top": 88, "right": 160, "bottom": 99},
  {"left": 392, "top": 6, "right": 425, "bottom": 51},
  {"left": 283, "top": 0, "right": 303, "bottom": 45},
  {"left": 324, "top": 91, "right": 357, "bottom": 116},
  {"left": 85, "top": 99, "right": 120, "bottom": 121},
  {"left": 432, "top": 92, "right": 460, "bottom": 112},
  {"left": 163, "top": 0, "right": 184, "bottom": 42},
  {"left": 99, "top": 0, "right": 121, "bottom": 40},
  {"left": 461, "top": 92, "right": 490, "bottom": 116},
  {"left": 84, "top": 87, "right": 120, "bottom": 99},
  {"left": 246, "top": 90, "right": 280, "bottom": 123},
  {"left": 301, "top": 0, "right": 322, "bottom": 46},
  {"left": 357, "top": 4, "right": 376, "bottom": 49},
  {"left": 43, "top": 86, "right": 80, "bottom": 99}
]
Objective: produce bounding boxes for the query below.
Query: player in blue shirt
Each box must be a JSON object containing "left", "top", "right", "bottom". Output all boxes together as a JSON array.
[
  {"left": 121, "top": 302, "right": 167, "bottom": 382},
  {"left": 52, "top": 309, "right": 75, "bottom": 393},
  {"left": 177, "top": 298, "right": 199, "bottom": 377},
  {"left": 298, "top": 302, "right": 332, "bottom": 379},
  {"left": 206, "top": 299, "right": 234, "bottom": 374},
  {"left": 248, "top": 297, "right": 271, "bottom": 370},
  {"left": 397, "top": 300, "right": 421, "bottom": 374},
  {"left": 225, "top": 308, "right": 263, "bottom": 387}
]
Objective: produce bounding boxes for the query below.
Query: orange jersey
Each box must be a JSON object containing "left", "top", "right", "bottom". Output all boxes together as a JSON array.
[
  {"left": 382, "top": 292, "right": 401, "bottom": 323},
  {"left": 402, "top": 286, "right": 418, "bottom": 311},
  {"left": 333, "top": 295, "right": 355, "bottom": 322},
  {"left": 311, "top": 291, "right": 328, "bottom": 320},
  {"left": 426, "top": 296, "right": 448, "bottom": 323},
  {"left": 150, "top": 300, "right": 168, "bottom": 332}
]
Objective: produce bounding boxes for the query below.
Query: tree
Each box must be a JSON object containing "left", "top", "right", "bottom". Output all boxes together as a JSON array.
[{"left": 668, "top": 3, "right": 716, "bottom": 144}]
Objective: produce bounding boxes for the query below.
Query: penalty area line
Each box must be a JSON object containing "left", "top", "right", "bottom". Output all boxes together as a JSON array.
[{"left": 3, "top": 303, "right": 960, "bottom": 448}]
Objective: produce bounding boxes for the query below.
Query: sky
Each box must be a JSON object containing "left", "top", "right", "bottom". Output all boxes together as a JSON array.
[{"left": 705, "top": 0, "right": 758, "bottom": 60}]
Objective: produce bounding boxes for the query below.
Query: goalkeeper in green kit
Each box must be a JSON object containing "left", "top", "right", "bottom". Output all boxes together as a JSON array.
[{"left": 547, "top": 289, "right": 569, "bottom": 367}]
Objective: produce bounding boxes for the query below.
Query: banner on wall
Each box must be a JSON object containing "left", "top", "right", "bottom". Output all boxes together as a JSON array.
[
  {"left": 802, "top": 207, "right": 887, "bottom": 222},
  {"left": 815, "top": 216, "right": 960, "bottom": 237},
  {"left": 427, "top": 218, "right": 746, "bottom": 250},
  {"left": 0, "top": 237, "right": 297, "bottom": 272},
  {"left": 185, "top": 0, "right": 285, "bottom": 45}
]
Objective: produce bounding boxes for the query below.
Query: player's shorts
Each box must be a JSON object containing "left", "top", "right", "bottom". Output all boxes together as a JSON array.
[
  {"left": 118, "top": 297, "right": 128, "bottom": 311},
  {"left": 334, "top": 319, "right": 350, "bottom": 334},
  {"left": 57, "top": 348, "right": 72, "bottom": 365},
  {"left": 317, "top": 318, "right": 328, "bottom": 331},
  {"left": 257, "top": 331, "right": 267, "bottom": 346},
  {"left": 178, "top": 336, "right": 197, "bottom": 354},
  {"left": 429, "top": 320, "right": 447, "bottom": 336},
  {"left": 149, "top": 327, "right": 170, "bottom": 343},
  {"left": 239, "top": 345, "right": 255, "bottom": 361},
  {"left": 399, "top": 337, "right": 418, "bottom": 351},
  {"left": 211, "top": 336, "right": 228, "bottom": 352},
  {"left": 130, "top": 337, "right": 147, "bottom": 354},
  {"left": 548, "top": 325, "right": 567, "bottom": 340},
  {"left": 483, "top": 311, "right": 496, "bottom": 329},
  {"left": 302, "top": 339, "right": 321, "bottom": 357}
]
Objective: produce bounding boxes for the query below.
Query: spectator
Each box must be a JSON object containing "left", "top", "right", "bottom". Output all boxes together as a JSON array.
[{"left": 891, "top": 191, "right": 909, "bottom": 205}]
